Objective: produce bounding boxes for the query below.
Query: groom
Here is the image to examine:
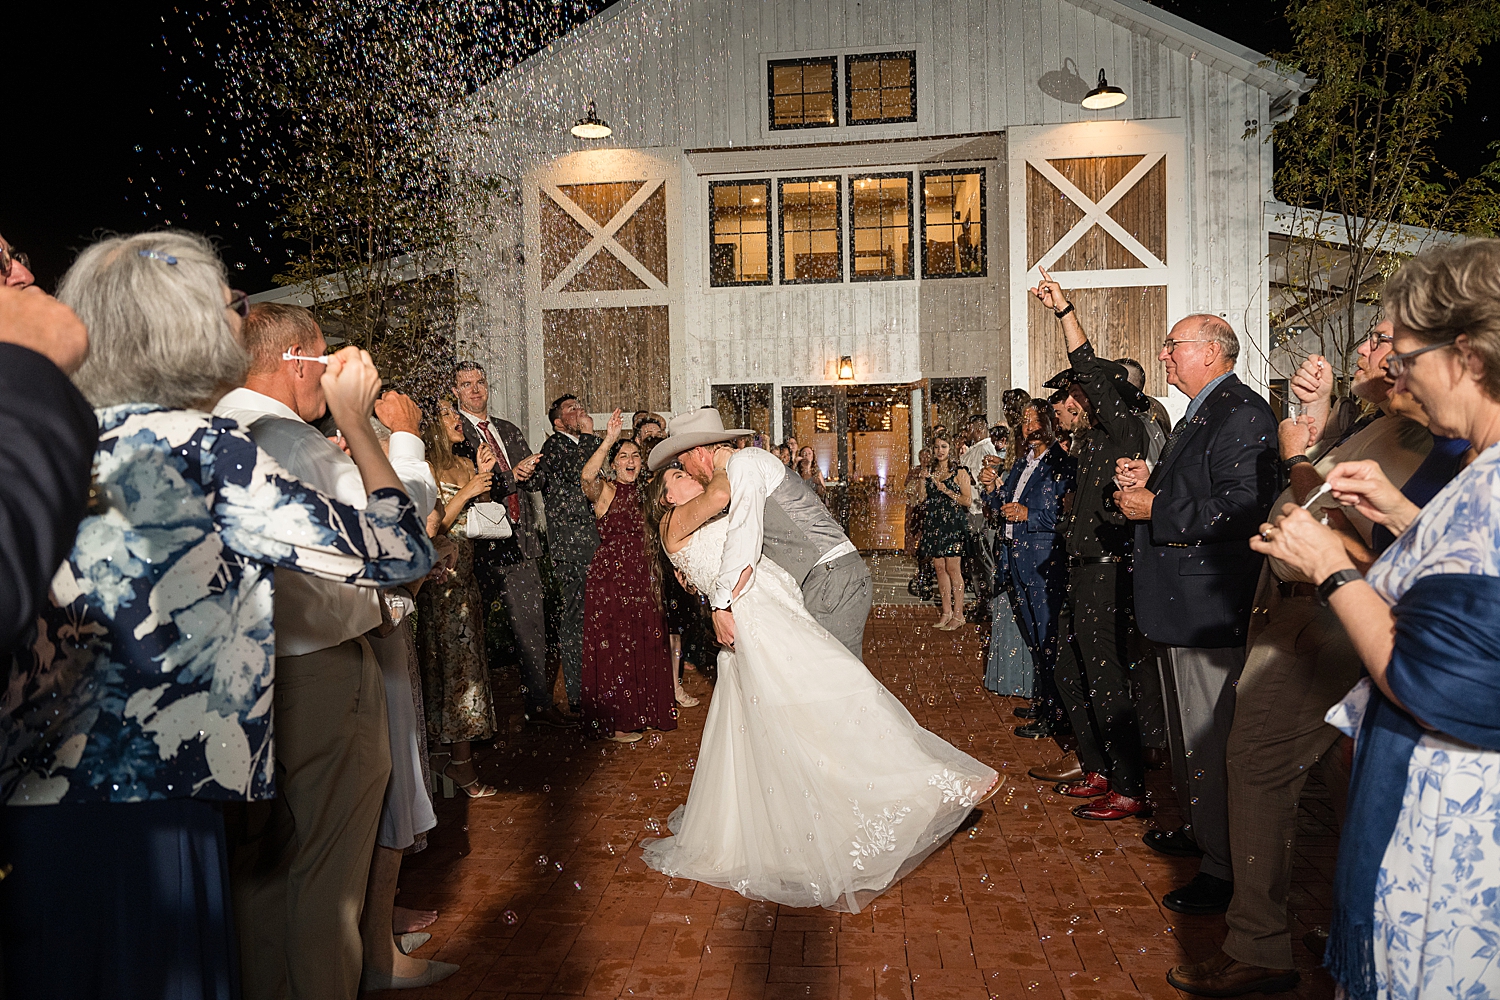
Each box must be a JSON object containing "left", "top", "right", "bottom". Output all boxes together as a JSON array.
[{"left": 648, "top": 407, "right": 873, "bottom": 659}]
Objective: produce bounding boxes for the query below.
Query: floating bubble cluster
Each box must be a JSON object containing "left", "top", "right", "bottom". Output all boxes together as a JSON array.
[{"left": 139, "top": 0, "right": 612, "bottom": 397}]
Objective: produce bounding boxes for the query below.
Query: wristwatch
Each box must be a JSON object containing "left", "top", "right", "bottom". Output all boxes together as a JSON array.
[
  {"left": 1054, "top": 302, "right": 1075, "bottom": 319},
  {"left": 1283, "top": 454, "right": 1311, "bottom": 473},
  {"left": 1316, "top": 568, "right": 1362, "bottom": 606}
]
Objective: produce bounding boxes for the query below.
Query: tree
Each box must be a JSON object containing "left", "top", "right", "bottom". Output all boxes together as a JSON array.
[{"left": 1266, "top": 0, "right": 1500, "bottom": 382}]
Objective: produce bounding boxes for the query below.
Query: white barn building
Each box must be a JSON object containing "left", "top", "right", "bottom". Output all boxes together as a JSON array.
[{"left": 462, "top": 0, "right": 1309, "bottom": 548}]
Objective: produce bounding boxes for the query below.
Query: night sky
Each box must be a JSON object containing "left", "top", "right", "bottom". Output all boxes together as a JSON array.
[{"left": 5, "top": 1, "right": 1496, "bottom": 294}]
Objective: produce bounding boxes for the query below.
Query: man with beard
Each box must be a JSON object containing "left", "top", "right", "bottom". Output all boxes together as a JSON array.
[{"left": 1024, "top": 269, "right": 1151, "bottom": 822}]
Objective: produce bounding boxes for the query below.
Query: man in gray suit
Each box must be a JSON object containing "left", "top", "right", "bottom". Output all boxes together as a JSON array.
[{"left": 648, "top": 408, "right": 872, "bottom": 658}]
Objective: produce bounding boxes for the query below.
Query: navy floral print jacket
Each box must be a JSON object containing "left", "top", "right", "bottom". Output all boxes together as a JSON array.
[{"left": 0, "top": 405, "right": 435, "bottom": 805}]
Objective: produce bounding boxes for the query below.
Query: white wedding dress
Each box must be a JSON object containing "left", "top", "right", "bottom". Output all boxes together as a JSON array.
[{"left": 641, "top": 518, "right": 997, "bottom": 912}]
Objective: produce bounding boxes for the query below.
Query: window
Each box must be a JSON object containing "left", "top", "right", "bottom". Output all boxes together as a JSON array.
[
  {"left": 768, "top": 57, "right": 838, "bottom": 130},
  {"left": 921, "top": 170, "right": 986, "bottom": 278},
  {"left": 709, "top": 180, "right": 772, "bottom": 286},
  {"left": 779, "top": 177, "right": 843, "bottom": 284},
  {"left": 846, "top": 51, "right": 916, "bottom": 124},
  {"left": 849, "top": 173, "right": 912, "bottom": 281}
]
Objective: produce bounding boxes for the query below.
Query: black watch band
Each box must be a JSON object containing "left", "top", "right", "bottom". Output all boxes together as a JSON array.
[
  {"left": 1283, "top": 454, "right": 1312, "bottom": 473},
  {"left": 1054, "top": 302, "right": 1075, "bottom": 319},
  {"left": 1316, "top": 568, "right": 1362, "bottom": 606}
]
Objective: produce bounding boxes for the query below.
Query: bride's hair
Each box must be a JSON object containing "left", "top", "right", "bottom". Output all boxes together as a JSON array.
[{"left": 642, "top": 468, "right": 727, "bottom": 609}]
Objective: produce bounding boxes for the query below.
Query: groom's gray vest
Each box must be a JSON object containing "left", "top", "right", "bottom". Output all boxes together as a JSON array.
[{"left": 761, "top": 466, "right": 850, "bottom": 585}]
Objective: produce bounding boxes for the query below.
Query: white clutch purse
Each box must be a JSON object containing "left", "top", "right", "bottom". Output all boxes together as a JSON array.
[{"left": 463, "top": 501, "right": 513, "bottom": 540}]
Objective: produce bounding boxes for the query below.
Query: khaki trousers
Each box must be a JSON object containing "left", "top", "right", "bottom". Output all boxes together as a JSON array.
[
  {"left": 1222, "top": 596, "right": 1359, "bottom": 970},
  {"left": 231, "top": 638, "right": 391, "bottom": 1000}
]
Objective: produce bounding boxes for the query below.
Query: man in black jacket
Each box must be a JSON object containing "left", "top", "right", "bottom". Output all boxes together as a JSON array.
[
  {"left": 0, "top": 282, "right": 95, "bottom": 654},
  {"left": 1113, "top": 315, "right": 1279, "bottom": 916},
  {"left": 537, "top": 395, "right": 603, "bottom": 713},
  {"left": 452, "top": 363, "right": 575, "bottom": 727},
  {"left": 1026, "top": 271, "right": 1151, "bottom": 822}
]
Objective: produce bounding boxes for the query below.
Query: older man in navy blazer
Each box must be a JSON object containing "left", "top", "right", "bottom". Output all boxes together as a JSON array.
[{"left": 1113, "top": 315, "right": 1279, "bottom": 918}]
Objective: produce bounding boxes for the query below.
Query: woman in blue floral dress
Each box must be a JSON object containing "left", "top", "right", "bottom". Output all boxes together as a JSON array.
[
  {"left": 0, "top": 232, "right": 435, "bottom": 1000},
  {"left": 1253, "top": 240, "right": 1500, "bottom": 1000}
]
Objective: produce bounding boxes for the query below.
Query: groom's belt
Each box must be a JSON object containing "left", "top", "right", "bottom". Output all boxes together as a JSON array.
[{"left": 813, "top": 540, "right": 859, "bottom": 568}]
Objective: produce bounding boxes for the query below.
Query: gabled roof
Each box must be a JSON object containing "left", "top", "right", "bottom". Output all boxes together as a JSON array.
[
  {"left": 503, "top": 0, "right": 1311, "bottom": 107},
  {"left": 1074, "top": 0, "right": 1310, "bottom": 113}
]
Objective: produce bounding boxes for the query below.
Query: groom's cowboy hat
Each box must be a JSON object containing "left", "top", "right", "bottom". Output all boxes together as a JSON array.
[{"left": 647, "top": 407, "right": 753, "bottom": 472}]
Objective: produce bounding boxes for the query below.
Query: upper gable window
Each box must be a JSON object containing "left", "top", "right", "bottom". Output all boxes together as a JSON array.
[
  {"left": 846, "top": 51, "right": 916, "bottom": 124},
  {"left": 769, "top": 57, "right": 839, "bottom": 130}
]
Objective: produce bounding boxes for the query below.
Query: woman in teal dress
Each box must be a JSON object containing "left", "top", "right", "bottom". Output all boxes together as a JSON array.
[{"left": 917, "top": 436, "right": 973, "bottom": 630}]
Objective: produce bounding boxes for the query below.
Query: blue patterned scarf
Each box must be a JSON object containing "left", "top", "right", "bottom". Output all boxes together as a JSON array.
[{"left": 1325, "top": 573, "right": 1500, "bottom": 999}]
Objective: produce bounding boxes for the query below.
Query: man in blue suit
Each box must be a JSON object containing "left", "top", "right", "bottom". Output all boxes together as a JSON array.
[
  {"left": 988, "top": 401, "right": 1075, "bottom": 732},
  {"left": 1113, "top": 315, "right": 1279, "bottom": 917}
]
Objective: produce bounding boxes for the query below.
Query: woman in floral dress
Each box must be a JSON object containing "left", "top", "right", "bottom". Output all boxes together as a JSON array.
[
  {"left": 416, "top": 398, "right": 499, "bottom": 796},
  {"left": 1250, "top": 240, "right": 1500, "bottom": 1000},
  {"left": 0, "top": 232, "right": 435, "bottom": 999}
]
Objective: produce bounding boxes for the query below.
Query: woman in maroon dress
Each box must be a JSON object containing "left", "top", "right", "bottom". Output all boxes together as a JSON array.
[{"left": 580, "top": 410, "right": 678, "bottom": 742}]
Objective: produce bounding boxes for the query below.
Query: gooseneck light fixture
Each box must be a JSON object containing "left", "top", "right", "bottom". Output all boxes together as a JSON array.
[
  {"left": 571, "top": 100, "right": 613, "bottom": 139},
  {"left": 1081, "top": 69, "right": 1127, "bottom": 110}
]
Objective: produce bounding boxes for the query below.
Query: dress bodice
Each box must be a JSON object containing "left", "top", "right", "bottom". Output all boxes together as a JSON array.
[{"left": 666, "top": 517, "right": 731, "bottom": 595}]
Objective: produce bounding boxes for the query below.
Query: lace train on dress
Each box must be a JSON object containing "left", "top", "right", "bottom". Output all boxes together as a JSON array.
[{"left": 642, "top": 519, "right": 996, "bottom": 912}]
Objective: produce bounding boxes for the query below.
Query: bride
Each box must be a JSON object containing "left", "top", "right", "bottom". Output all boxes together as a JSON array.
[{"left": 638, "top": 447, "right": 998, "bottom": 912}]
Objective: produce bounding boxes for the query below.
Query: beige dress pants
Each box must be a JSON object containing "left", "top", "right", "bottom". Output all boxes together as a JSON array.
[
  {"left": 232, "top": 637, "right": 391, "bottom": 1000},
  {"left": 1222, "top": 595, "right": 1359, "bottom": 970}
]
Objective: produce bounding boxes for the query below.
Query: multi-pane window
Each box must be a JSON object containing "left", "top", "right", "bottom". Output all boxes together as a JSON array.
[
  {"left": 709, "top": 180, "right": 772, "bottom": 286},
  {"left": 768, "top": 57, "right": 838, "bottom": 130},
  {"left": 846, "top": 52, "right": 916, "bottom": 124},
  {"left": 921, "top": 170, "right": 986, "bottom": 278},
  {"left": 849, "top": 174, "right": 912, "bottom": 281},
  {"left": 779, "top": 177, "right": 843, "bottom": 284}
]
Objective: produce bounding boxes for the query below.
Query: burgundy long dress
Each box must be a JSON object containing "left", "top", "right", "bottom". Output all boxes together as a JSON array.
[{"left": 581, "top": 480, "right": 678, "bottom": 736}]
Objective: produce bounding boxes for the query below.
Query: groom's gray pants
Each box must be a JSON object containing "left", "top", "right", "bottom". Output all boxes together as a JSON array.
[{"left": 801, "top": 552, "right": 873, "bottom": 659}]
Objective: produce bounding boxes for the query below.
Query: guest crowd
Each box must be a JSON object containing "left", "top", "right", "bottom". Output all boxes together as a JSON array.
[{"left": 0, "top": 219, "right": 1497, "bottom": 1000}]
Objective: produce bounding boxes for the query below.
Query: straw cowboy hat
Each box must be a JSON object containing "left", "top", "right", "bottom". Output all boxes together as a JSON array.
[{"left": 647, "top": 407, "right": 752, "bottom": 471}]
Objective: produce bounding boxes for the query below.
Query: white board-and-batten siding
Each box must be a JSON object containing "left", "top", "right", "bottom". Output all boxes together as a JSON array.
[{"left": 463, "top": 0, "right": 1288, "bottom": 432}]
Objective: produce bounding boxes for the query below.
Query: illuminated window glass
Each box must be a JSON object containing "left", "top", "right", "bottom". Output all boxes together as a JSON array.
[
  {"left": 709, "top": 181, "right": 772, "bottom": 286},
  {"left": 921, "top": 170, "right": 986, "bottom": 278},
  {"left": 846, "top": 52, "right": 916, "bottom": 124},
  {"left": 849, "top": 173, "right": 912, "bottom": 281},
  {"left": 779, "top": 177, "right": 843, "bottom": 284},
  {"left": 768, "top": 57, "right": 838, "bottom": 130}
]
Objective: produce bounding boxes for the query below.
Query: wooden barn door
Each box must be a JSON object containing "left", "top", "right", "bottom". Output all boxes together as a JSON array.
[
  {"left": 1006, "top": 122, "right": 1186, "bottom": 397},
  {"left": 524, "top": 154, "right": 677, "bottom": 433}
]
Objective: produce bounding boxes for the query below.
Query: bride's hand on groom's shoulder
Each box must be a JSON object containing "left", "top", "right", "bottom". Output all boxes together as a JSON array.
[{"left": 712, "top": 446, "right": 732, "bottom": 472}]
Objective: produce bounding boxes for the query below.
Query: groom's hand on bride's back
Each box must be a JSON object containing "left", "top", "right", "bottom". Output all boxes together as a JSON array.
[{"left": 712, "top": 608, "right": 736, "bottom": 648}]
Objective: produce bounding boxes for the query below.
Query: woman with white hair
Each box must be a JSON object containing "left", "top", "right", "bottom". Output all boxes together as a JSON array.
[{"left": 0, "top": 231, "right": 435, "bottom": 1000}]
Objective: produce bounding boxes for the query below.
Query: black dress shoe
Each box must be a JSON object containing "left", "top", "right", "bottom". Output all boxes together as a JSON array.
[
  {"left": 1162, "top": 872, "right": 1234, "bottom": 915},
  {"left": 1144, "top": 826, "right": 1205, "bottom": 858},
  {"left": 1012, "top": 705, "right": 1038, "bottom": 720},
  {"left": 1013, "top": 720, "right": 1057, "bottom": 739}
]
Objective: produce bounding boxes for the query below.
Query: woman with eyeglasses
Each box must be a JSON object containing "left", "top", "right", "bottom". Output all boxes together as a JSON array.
[
  {"left": 0, "top": 231, "right": 435, "bottom": 1000},
  {"left": 0, "top": 234, "right": 34, "bottom": 288},
  {"left": 1250, "top": 239, "right": 1500, "bottom": 1000}
]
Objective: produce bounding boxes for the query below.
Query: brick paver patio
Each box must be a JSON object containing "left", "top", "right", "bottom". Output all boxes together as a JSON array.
[{"left": 389, "top": 607, "right": 1338, "bottom": 999}]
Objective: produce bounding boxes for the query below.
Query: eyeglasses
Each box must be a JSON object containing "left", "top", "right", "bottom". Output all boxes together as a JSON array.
[
  {"left": 0, "top": 244, "right": 30, "bottom": 279},
  {"left": 226, "top": 290, "right": 250, "bottom": 319},
  {"left": 1385, "top": 338, "right": 1456, "bottom": 379},
  {"left": 1366, "top": 330, "right": 1394, "bottom": 350},
  {"left": 1161, "top": 338, "right": 1207, "bottom": 353}
]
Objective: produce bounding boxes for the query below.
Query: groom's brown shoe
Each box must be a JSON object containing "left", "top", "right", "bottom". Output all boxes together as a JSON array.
[
  {"left": 1166, "top": 951, "right": 1300, "bottom": 997},
  {"left": 1027, "top": 751, "right": 1083, "bottom": 783}
]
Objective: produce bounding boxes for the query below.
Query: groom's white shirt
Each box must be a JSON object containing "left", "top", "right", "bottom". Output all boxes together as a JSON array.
[{"left": 713, "top": 446, "right": 856, "bottom": 610}]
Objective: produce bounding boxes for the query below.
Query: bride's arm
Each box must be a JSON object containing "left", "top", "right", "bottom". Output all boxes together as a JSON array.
[{"left": 662, "top": 456, "right": 732, "bottom": 548}]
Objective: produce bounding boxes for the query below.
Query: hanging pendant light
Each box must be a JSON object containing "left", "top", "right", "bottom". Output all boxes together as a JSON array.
[
  {"left": 1081, "top": 69, "right": 1127, "bottom": 110},
  {"left": 571, "top": 100, "right": 613, "bottom": 139}
]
